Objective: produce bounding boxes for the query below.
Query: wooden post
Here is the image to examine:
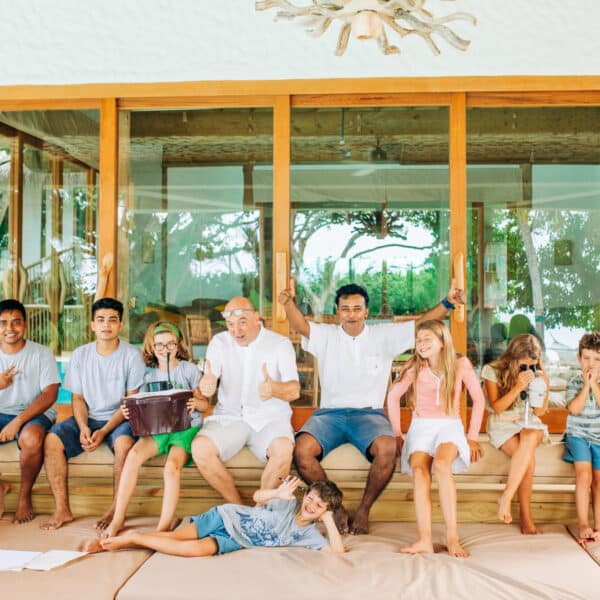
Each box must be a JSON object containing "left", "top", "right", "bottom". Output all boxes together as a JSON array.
[
  {"left": 272, "top": 96, "right": 291, "bottom": 335},
  {"left": 9, "top": 133, "right": 23, "bottom": 299},
  {"left": 450, "top": 93, "right": 468, "bottom": 427},
  {"left": 97, "top": 98, "right": 119, "bottom": 299}
]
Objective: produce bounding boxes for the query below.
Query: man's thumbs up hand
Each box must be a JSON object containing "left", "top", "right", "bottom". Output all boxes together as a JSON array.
[
  {"left": 199, "top": 359, "right": 217, "bottom": 397},
  {"left": 258, "top": 362, "right": 273, "bottom": 400}
]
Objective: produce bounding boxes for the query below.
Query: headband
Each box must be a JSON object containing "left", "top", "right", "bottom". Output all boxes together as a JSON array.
[{"left": 154, "top": 322, "right": 181, "bottom": 339}]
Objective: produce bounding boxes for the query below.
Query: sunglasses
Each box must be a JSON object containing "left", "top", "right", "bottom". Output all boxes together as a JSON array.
[{"left": 221, "top": 308, "right": 256, "bottom": 318}]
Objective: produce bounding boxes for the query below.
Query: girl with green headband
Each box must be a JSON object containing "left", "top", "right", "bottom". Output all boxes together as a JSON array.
[{"left": 104, "top": 321, "right": 209, "bottom": 538}]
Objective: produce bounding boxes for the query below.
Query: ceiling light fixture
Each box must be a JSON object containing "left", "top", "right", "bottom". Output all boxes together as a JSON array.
[{"left": 256, "top": 0, "right": 476, "bottom": 56}]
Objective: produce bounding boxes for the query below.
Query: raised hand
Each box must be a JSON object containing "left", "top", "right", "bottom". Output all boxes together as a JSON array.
[
  {"left": 516, "top": 368, "right": 535, "bottom": 392},
  {"left": 258, "top": 363, "right": 273, "bottom": 400},
  {"left": 447, "top": 278, "right": 466, "bottom": 306},
  {"left": 278, "top": 277, "right": 296, "bottom": 307},
  {"left": 0, "top": 366, "right": 20, "bottom": 390},
  {"left": 199, "top": 359, "right": 217, "bottom": 397},
  {"left": 276, "top": 476, "right": 301, "bottom": 499}
]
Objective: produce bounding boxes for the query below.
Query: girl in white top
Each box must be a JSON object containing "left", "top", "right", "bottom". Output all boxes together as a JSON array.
[
  {"left": 103, "top": 321, "right": 208, "bottom": 538},
  {"left": 481, "top": 333, "right": 549, "bottom": 534}
]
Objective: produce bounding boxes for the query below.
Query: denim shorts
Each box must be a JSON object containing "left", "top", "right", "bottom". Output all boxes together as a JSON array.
[
  {"left": 0, "top": 412, "right": 53, "bottom": 443},
  {"left": 297, "top": 408, "right": 394, "bottom": 461},
  {"left": 49, "top": 416, "right": 134, "bottom": 459},
  {"left": 191, "top": 507, "right": 242, "bottom": 554},
  {"left": 563, "top": 434, "right": 600, "bottom": 470}
]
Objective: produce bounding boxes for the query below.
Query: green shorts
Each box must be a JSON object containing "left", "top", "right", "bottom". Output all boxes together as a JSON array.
[{"left": 152, "top": 426, "right": 200, "bottom": 465}]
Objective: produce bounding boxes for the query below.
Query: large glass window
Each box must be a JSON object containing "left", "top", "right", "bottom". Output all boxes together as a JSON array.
[
  {"left": 0, "top": 110, "right": 99, "bottom": 356},
  {"left": 118, "top": 107, "right": 273, "bottom": 359},
  {"left": 467, "top": 106, "right": 600, "bottom": 409},
  {"left": 289, "top": 106, "right": 450, "bottom": 404}
]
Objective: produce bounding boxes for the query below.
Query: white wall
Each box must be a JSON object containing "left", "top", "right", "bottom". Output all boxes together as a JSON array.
[{"left": 0, "top": 0, "right": 598, "bottom": 86}]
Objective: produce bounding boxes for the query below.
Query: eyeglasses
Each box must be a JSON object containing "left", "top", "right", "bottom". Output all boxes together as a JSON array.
[
  {"left": 154, "top": 341, "right": 178, "bottom": 351},
  {"left": 221, "top": 308, "right": 256, "bottom": 318}
]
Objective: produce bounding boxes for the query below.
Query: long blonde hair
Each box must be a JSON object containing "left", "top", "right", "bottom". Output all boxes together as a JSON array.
[
  {"left": 397, "top": 319, "right": 459, "bottom": 415},
  {"left": 490, "top": 333, "right": 544, "bottom": 399}
]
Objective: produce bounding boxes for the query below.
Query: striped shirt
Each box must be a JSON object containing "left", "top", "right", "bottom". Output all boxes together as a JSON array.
[{"left": 566, "top": 373, "right": 600, "bottom": 444}]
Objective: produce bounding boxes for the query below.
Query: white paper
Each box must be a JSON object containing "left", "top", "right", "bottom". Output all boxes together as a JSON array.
[
  {"left": 24, "top": 549, "right": 86, "bottom": 571},
  {"left": 0, "top": 549, "right": 42, "bottom": 571}
]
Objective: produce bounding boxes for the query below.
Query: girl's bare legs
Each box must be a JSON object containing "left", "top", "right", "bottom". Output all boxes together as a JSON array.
[
  {"left": 498, "top": 429, "right": 543, "bottom": 525},
  {"left": 102, "top": 437, "right": 159, "bottom": 538},
  {"left": 157, "top": 446, "right": 188, "bottom": 532},
  {"left": 401, "top": 452, "right": 434, "bottom": 554},
  {"left": 433, "top": 442, "right": 468, "bottom": 557}
]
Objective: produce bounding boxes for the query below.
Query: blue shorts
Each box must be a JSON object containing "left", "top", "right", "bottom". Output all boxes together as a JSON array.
[
  {"left": 297, "top": 408, "right": 394, "bottom": 461},
  {"left": 49, "top": 416, "right": 134, "bottom": 459},
  {"left": 190, "top": 507, "right": 242, "bottom": 555},
  {"left": 0, "top": 412, "right": 53, "bottom": 444},
  {"left": 563, "top": 434, "right": 600, "bottom": 470}
]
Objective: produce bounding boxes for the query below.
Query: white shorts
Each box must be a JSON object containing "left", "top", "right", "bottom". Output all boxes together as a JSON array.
[
  {"left": 401, "top": 417, "right": 470, "bottom": 475},
  {"left": 197, "top": 417, "right": 294, "bottom": 463}
]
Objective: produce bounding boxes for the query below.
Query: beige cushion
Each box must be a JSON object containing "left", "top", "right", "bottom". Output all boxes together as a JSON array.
[
  {"left": 0, "top": 515, "right": 156, "bottom": 600},
  {"left": 117, "top": 521, "right": 597, "bottom": 600}
]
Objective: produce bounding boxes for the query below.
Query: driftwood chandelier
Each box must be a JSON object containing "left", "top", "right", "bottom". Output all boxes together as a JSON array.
[{"left": 256, "top": 0, "right": 476, "bottom": 56}]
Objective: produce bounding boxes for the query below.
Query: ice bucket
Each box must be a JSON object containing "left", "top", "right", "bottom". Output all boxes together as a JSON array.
[{"left": 123, "top": 389, "right": 193, "bottom": 436}]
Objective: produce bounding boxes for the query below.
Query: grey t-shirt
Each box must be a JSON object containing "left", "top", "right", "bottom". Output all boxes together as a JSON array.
[
  {"left": 217, "top": 498, "right": 328, "bottom": 550},
  {"left": 143, "top": 361, "right": 202, "bottom": 426},
  {"left": 0, "top": 340, "right": 60, "bottom": 421},
  {"left": 63, "top": 340, "right": 145, "bottom": 421}
]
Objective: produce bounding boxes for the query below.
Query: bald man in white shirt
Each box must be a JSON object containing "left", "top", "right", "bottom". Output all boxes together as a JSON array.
[{"left": 191, "top": 297, "right": 300, "bottom": 504}]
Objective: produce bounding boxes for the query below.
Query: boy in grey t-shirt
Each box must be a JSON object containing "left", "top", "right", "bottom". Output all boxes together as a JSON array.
[
  {"left": 42, "top": 298, "right": 145, "bottom": 531},
  {"left": 0, "top": 299, "right": 60, "bottom": 523},
  {"left": 86, "top": 477, "right": 345, "bottom": 556}
]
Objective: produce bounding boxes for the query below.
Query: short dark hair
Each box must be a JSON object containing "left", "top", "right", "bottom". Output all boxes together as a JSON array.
[
  {"left": 334, "top": 284, "right": 369, "bottom": 308},
  {"left": 579, "top": 332, "right": 600, "bottom": 355},
  {"left": 307, "top": 480, "right": 343, "bottom": 512},
  {"left": 92, "top": 298, "right": 124, "bottom": 320},
  {"left": 0, "top": 299, "right": 27, "bottom": 321}
]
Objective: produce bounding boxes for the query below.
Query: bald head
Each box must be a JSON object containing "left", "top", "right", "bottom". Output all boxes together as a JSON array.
[{"left": 222, "top": 296, "right": 261, "bottom": 346}]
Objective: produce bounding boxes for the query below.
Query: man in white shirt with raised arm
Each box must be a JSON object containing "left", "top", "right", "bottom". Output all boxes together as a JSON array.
[
  {"left": 191, "top": 296, "right": 300, "bottom": 504},
  {"left": 279, "top": 281, "right": 465, "bottom": 534}
]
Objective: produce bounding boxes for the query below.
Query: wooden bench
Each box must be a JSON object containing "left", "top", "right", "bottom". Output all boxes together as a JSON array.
[{"left": 0, "top": 405, "right": 576, "bottom": 524}]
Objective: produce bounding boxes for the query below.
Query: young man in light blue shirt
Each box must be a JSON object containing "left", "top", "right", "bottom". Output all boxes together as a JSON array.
[{"left": 42, "top": 298, "right": 145, "bottom": 531}]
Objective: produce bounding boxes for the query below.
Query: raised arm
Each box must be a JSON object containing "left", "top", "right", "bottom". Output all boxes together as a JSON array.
[
  {"left": 415, "top": 284, "right": 466, "bottom": 325},
  {"left": 320, "top": 511, "right": 345, "bottom": 554},
  {"left": 258, "top": 363, "right": 300, "bottom": 402},
  {"left": 485, "top": 368, "right": 533, "bottom": 414},
  {"left": 278, "top": 279, "right": 311, "bottom": 339}
]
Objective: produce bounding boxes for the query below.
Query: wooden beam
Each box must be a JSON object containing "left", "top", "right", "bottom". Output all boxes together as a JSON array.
[
  {"left": 449, "top": 93, "right": 468, "bottom": 427},
  {"left": 3, "top": 77, "right": 600, "bottom": 102},
  {"left": 9, "top": 133, "right": 23, "bottom": 299},
  {"left": 272, "top": 96, "right": 290, "bottom": 336},
  {"left": 98, "top": 99, "right": 119, "bottom": 298}
]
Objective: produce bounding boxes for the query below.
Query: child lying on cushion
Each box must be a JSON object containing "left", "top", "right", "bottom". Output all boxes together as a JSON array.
[{"left": 84, "top": 477, "right": 345, "bottom": 556}]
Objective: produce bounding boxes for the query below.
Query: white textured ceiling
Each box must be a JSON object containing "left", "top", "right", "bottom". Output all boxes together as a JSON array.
[{"left": 0, "top": 0, "right": 597, "bottom": 86}]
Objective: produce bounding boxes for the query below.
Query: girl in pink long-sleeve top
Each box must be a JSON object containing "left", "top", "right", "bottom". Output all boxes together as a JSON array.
[{"left": 387, "top": 320, "right": 484, "bottom": 557}]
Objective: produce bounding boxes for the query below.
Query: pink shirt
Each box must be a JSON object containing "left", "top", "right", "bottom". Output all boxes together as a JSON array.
[{"left": 387, "top": 356, "right": 485, "bottom": 441}]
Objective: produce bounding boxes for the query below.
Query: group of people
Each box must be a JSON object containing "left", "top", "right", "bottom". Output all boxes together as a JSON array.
[{"left": 0, "top": 280, "right": 599, "bottom": 559}]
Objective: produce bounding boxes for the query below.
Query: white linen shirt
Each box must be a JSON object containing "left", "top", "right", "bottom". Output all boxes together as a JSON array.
[
  {"left": 302, "top": 321, "right": 415, "bottom": 409},
  {"left": 205, "top": 326, "right": 299, "bottom": 431}
]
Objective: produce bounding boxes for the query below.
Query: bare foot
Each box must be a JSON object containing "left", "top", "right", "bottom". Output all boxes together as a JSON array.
[
  {"left": 0, "top": 480, "right": 9, "bottom": 519},
  {"left": 13, "top": 496, "right": 35, "bottom": 524},
  {"left": 497, "top": 493, "right": 512, "bottom": 524},
  {"left": 100, "top": 533, "right": 135, "bottom": 552},
  {"left": 81, "top": 538, "right": 104, "bottom": 554},
  {"left": 447, "top": 538, "right": 470, "bottom": 558},
  {"left": 101, "top": 518, "right": 125, "bottom": 540},
  {"left": 578, "top": 526, "right": 600, "bottom": 544},
  {"left": 520, "top": 520, "right": 541, "bottom": 535},
  {"left": 95, "top": 509, "right": 115, "bottom": 531},
  {"left": 40, "top": 510, "right": 74, "bottom": 530},
  {"left": 400, "top": 539, "right": 434, "bottom": 554},
  {"left": 334, "top": 505, "right": 350, "bottom": 534},
  {"left": 349, "top": 508, "right": 369, "bottom": 535}
]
